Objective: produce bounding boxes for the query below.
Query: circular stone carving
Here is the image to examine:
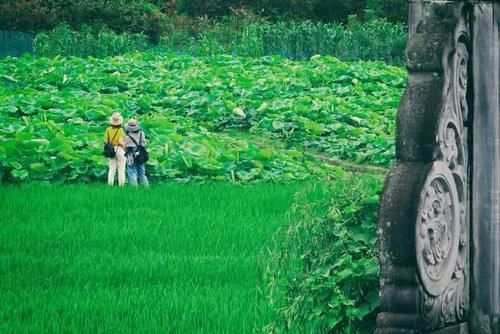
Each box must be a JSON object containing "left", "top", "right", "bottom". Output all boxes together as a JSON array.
[{"left": 416, "top": 161, "right": 460, "bottom": 296}]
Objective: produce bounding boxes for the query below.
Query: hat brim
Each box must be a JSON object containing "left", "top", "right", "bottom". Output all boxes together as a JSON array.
[{"left": 125, "top": 124, "right": 140, "bottom": 132}]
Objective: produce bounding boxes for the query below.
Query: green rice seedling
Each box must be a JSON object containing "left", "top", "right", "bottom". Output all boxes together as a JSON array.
[{"left": 0, "top": 183, "right": 303, "bottom": 333}]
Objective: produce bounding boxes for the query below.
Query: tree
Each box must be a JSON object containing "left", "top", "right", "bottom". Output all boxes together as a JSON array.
[
  {"left": 367, "top": 0, "right": 407, "bottom": 23},
  {"left": 177, "top": 0, "right": 245, "bottom": 17},
  {"left": 312, "top": 0, "right": 368, "bottom": 22}
]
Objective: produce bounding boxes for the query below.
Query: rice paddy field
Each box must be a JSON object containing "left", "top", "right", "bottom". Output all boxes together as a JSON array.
[{"left": 0, "top": 183, "right": 306, "bottom": 333}]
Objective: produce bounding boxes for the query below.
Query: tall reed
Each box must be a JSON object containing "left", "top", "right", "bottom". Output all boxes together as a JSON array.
[{"left": 34, "top": 18, "right": 407, "bottom": 64}]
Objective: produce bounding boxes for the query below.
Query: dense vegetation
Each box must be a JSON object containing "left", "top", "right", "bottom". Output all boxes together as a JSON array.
[
  {"left": 0, "top": 0, "right": 406, "bottom": 34},
  {"left": 177, "top": 0, "right": 407, "bottom": 23},
  {"left": 0, "top": 0, "right": 167, "bottom": 39},
  {"left": 0, "top": 53, "right": 404, "bottom": 184},
  {"left": 265, "top": 174, "right": 382, "bottom": 333},
  {"left": 0, "top": 183, "right": 303, "bottom": 333},
  {"left": 2, "top": 1, "right": 408, "bottom": 65},
  {"left": 34, "top": 18, "right": 407, "bottom": 64}
]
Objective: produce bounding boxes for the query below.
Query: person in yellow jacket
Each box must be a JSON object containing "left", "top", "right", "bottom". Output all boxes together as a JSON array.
[{"left": 104, "top": 112, "right": 126, "bottom": 186}]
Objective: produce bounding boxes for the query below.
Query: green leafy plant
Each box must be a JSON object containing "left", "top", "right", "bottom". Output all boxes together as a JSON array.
[
  {"left": 264, "top": 173, "right": 383, "bottom": 333},
  {"left": 0, "top": 53, "right": 404, "bottom": 183}
]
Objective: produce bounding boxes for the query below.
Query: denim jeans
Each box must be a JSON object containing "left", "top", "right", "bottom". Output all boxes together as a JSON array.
[{"left": 127, "top": 163, "right": 149, "bottom": 186}]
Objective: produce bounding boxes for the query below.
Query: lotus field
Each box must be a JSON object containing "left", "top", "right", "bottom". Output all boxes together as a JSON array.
[{"left": 0, "top": 54, "right": 405, "bottom": 183}]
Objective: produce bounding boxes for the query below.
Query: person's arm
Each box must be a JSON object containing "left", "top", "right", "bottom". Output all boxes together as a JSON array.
[{"left": 104, "top": 128, "right": 109, "bottom": 143}]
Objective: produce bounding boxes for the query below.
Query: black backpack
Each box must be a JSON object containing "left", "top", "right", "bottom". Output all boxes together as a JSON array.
[
  {"left": 127, "top": 132, "right": 149, "bottom": 164},
  {"left": 103, "top": 128, "right": 120, "bottom": 158}
]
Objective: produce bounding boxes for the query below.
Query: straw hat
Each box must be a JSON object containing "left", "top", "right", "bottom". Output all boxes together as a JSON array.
[
  {"left": 125, "top": 118, "right": 140, "bottom": 132},
  {"left": 109, "top": 112, "right": 123, "bottom": 126}
]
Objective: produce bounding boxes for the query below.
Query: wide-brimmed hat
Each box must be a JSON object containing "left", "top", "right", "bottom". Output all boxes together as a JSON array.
[
  {"left": 125, "top": 118, "right": 140, "bottom": 132},
  {"left": 109, "top": 112, "right": 123, "bottom": 126}
]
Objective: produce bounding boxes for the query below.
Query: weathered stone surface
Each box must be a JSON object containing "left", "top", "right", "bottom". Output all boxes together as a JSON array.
[
  {"left": 376, "top": 1, "right": 477, "bottom": 333},
  {"left": 470, "top": 2, "right": 500, "bottom": 333},
  {"left": 396, "top": 73, "right": 444, "bottom": 161},
  {"left": 377, "top": 163, "right": 427, "bottom": 332},
  {"left": 377, "top": 0, "right": 500, "bottom": 333},
  {"left": 406, "top": 33, "right": 453, "bottom": 72},
  {"left": 409, "top": 1, "right": 424, "bottom": 38}
]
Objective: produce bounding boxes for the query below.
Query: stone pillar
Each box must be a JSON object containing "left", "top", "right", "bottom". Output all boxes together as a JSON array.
[
  {"left": 377, "top": 1, "right": 473, "bottom": 333},
  {"left": 376, "top": 1, "right": 500, "bottom": 333},
  {"left": 408, "top": 0, "right": 423, "bottom": 37},
  {"left": 471, "top": 3, "right": 500, "bottom": 333}
]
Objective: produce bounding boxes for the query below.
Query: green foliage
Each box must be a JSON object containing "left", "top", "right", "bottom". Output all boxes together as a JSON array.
[
  {"left": 0, "top": 0, "right": 407, "bottom": 37},
  {"left": 0, "top": 53, "right": 403, "bottom": 183},
  {"left": 177, "top": 0, "right": 242, "bottom": 17},
  {"left": 0, "top": 53, "right": 404, "bottom": 184},
  {"left": 226, "top": 18, "right": 407, "bottom": 63},
  {"left": 0, "top": 0, "right": 168, "bottom": 38},
  {"left": 176, "top": 0, "right": 405, "bottom": 23},
  {"left": 310, "top": 0, "right": 368, "bottom": 22},
  {"left": 264, "top": 173, "right": 383, "bottom": 333},
  {"left": 35, "top": 18, "right": 407, "bottom": 65},
  {"left": 367, "top": 0, "right": 407, "bottom": 23}
]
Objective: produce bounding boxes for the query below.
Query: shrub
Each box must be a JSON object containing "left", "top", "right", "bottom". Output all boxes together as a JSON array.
[
  {"left": 264, "top": 173, "right": 383, "bottom": 333},
  {"left": 368, "top": 0, "right": 407, "bottom": 23},
  {"left": 0, "top": 0, "right": 168, "bottom": 40},
  {"left": 177, "top": 0, "right": 244, "bottom": 17},
  {"left": 175, "top": 0, "right": 405, "bottom": 23},
  {"left": 0, "top": 0, "right": 407, "bottom": 35},
  {"left": 0, "top": 0, "right": 58, "bottom": 32}
]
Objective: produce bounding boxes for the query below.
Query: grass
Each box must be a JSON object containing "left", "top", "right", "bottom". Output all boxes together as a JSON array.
[{"left": 0, "top": 183, "right": 304, "bottom": 333}]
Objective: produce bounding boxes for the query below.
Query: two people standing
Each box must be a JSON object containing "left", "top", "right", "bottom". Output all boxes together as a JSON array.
[{"left": 104, "top": 112, "right": 149, "bottom": 186}]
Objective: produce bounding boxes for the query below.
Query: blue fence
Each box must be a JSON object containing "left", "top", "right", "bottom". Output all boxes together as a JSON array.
[{"left": 0, "top": 30, "right": 34, "bottom": 58}]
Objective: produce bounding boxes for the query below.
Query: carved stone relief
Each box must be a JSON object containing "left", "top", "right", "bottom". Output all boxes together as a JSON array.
[{"left": 416, "top": 27, "right": 470, "bottom": 331}]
